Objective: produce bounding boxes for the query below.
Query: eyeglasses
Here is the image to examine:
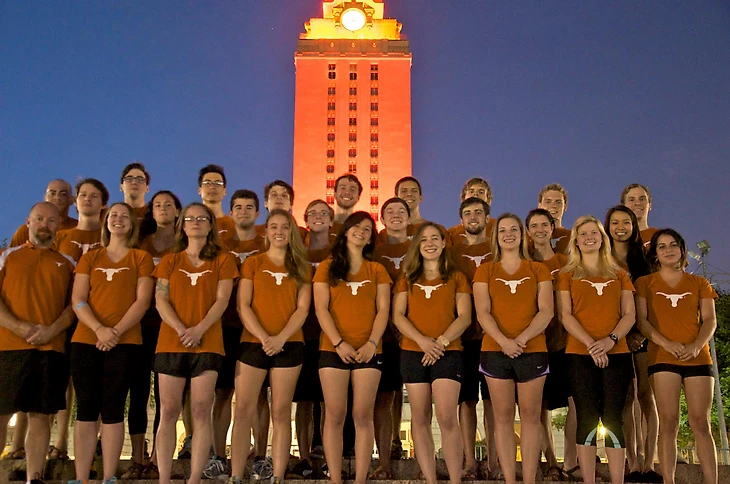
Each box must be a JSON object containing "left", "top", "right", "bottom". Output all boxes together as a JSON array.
[
  {"left": 201, "top": 180, "right": 225, "bottom": 187},
  {"left": 183, "top": 215, "right": 211, "bottom": 222},
  {"left": 306, "top": 210, "right": 331, "bottom": 218},
  {"left": 123, "top": 176, "right": 147, "bottom": 184}
]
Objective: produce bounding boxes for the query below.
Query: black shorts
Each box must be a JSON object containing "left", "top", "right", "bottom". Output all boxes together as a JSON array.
[
  {"left": 480, "top": 351, "right": 549, "bottom": 384},
  {"left": 238, "top": 341, "right": 304, "bottom": 370},
  {"left": 216, "top": 325, "right": 243, "bottom": 390},
  {"left": 400, "top": 350, "right": 463, "bottom": 385},
  {"left": 0, "top": 350, "right": 68, "bottom": 415},
  {"left": 318, "top": 350, "right": 383, "bottom": 371},
  {"left": 293, "top": 339, "right": 323, "bottom": 402},
  {"left": 153, "top": 352, "right": 223, "bottom": 379},
  {"left": 459, "top": 339, "right": 489, "bottom": 403},
  {"left": 543, "top": 349, "right": 571, "bottom": 410},
  {"left": 378, "top": 342, "right": 403, "bottom": 392},
  {"left": 648, "top": 363, "right": 713, "bottom": 379},
  {"left": 71, "top": 343, "right": 139, "bottom": 424}
]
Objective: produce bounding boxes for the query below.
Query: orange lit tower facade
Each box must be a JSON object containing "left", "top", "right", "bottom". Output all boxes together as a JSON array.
[{"left": 293, "top": 0, "right": 412, "bottom": 225}]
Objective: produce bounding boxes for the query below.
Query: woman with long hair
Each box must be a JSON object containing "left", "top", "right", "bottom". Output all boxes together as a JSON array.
[
  {"left": 556, "top": 215, "right": 636, "bottom": 484},
  {"left": 70, "top": 202, "right": 154, "bottom": 482},
  {"left": 230, "top": 209, "right": 312, "bottom": 484},
  {"left": 636, "top": 229, "right": 718, "bottom": 484},
  {"left": 152, "top": 202, "right": 238, "bottom": 484},
  {"left": 313, "top": 211, "right": 391, "bottom": 484},
  {"left": 392, "top": 222, "right": 471, "bottom": 484},
  {"left": 473, "top": 213, "right": 554, "bottom": 484}
]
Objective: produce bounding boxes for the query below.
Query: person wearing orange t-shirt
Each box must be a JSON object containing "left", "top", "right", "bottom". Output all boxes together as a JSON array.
[
  {"left": 447, "top": 177, "right": 496, "bottom": 246},
  {"left": 620, "top": 183, "right": 658, "bottom": 248},
  {"left": 313, "top": 212, "right": 391, "bottom": 484},
  {"left": 332, "top": 174, "right": 362, "bottom": 235},
  {"left": 230, "top": 210, "right": 312, "bottom": 484},
  {"left": 636, "top": 229, "right": 718, "bottom": 484},
  {"left": 0, "top": 202, "right": 75, "bottom": 484},
  {"left": 10, "top": 179, "right": 78, "bottom": 247},
  {"left": 473, "top": 213, "right": 553, "bottom": 484},
  {"left": 526, "top": 208, "right": 574, "bottom": 481},
  {"left": 152, "top": 203, "right": 238, "bottom": 484},
  {"left": 537, "top": 183, "right": 571, "bottom": 254},
  {"left": 198, "top": 164, "right": 236, "bottom": 242},
  {"left": 393, "top": 223, "right": 471, "bottom": 484},
  {"left": 70, "top": 203, "right": 154, "bottom": 483},
  {"left": 556, "top": 216, "right": 636, "bottom": 484},
  {"left": 120, "top": 162, "right": 151, "bottom": 220}
]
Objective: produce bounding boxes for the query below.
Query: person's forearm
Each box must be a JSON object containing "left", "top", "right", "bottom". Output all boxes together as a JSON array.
[
  {"left": 518, "top": 308, "right": 553, "bottom": 343},
  {"left": 277, "top": 308, "right": 309, "bottom": 341},
  {"left": 113, "top": 300, "right": 151, "bottom": 336},
  {"left": 197, "top": 298, "right": 229, "bottom": 332},
  {"left": 156, "top": 297, "right": 187, "bottom": 334},
  {"left": 48, "top": 305, "right": 76, "bottom": 336}
]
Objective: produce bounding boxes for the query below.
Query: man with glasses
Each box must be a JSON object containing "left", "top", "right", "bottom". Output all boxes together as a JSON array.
[
  {"left": 10, "top": 180, "right": 78, "bottom": 247},
  {"left": 198, "top": 164, "right": 235, "bottom": 242},
  {"left": 120, "top": 162, "right": 151, "bottom": 219}
]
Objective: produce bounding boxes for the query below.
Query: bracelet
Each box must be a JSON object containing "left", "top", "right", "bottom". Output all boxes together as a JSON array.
[
  {"left": 334, "top": 339, "right": 344, "bottom": 349},
  {"left": 93, "top": 326, "right": 103, "bottom": 333},
  {"left": 437, "top": 335, "right": 450, "bottom": 347},
  {"left": 74, "top": 301, "right": 88, "bottom": 311},
  {"left": 368, "top": 339, "right": 377, "bottom": 348}
]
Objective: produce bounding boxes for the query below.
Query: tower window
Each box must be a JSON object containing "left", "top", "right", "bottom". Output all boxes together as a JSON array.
[
  {"left": 327, "top": 133, "right": 335, "bottom": 142},
  {"left": 349, "top": 149, "right": 357, "bottom": 158},
  {"left": 349, "top": 118, "right": 357, "bottom": 126},
  {"left": 327, "top": 150, "right": 335, "bottom": 158},
  {"left": 328, "top": 102, "right": 336, "bottom": 111},
  {"left": 328, "top": 87, "right": 336, "bottom": 95},
  {"left": 350, "top": 64, "right": 357, "bottom": 72},
  {"left": 370, "top": 165, "right": 378, "bottom": 174},
  {"left": 349, "top": 103, "right": 357, "bottom": 111},
  {"left": 326, "top": 165, "right": 335, "bottom": 173},
  {"left": 327, "top": 117, "right": 335, "bottom": 126},
  {"left": 370, "top": 118, "right": 378, "bottom": 126},
  {"left": 370, "top": 149, "right": 378, "bottom": 158},
  {"left": 328, "top": 64, "right": 336, "bottom": 71},
  {"left": 370, "top": 65, "right": 378, "bottom": 71},
  {"left": 370, "top": 196, "right": 379, "bottom": 205},
  {"left": 348, "top": 163, "right": 357, "bottom": 173},
  {"left": 370, "top": 180, "right": 379, "bottom": 190},
  {"left": 349, "top": 133, "right": 357, "bottom": 142},
  {"left": 370, "top": 73, "right": 378, "bottom": 81},
  {"left": 349, "top": 87, "right": 357, "bottom": 96},
  {"left": 371, "top": 103, "right": 378, "bottom": 111},
  {"left": 370, "top": 88, "right": 378, "bottom": 96},
  {"left": 370, "top": 133, "right": 378, "bottom": 142},
  {"left": 326, "top": 195, "right": 335, "bottom": 205},
  {"left": 349, "top": 73, "right": 357, "bottom": 81},
  {"left": 328, "top": 72, "right": 336, "bottom": 80},
  {"left": 326, "top": 179, "right": 336, "bottom": 189}
]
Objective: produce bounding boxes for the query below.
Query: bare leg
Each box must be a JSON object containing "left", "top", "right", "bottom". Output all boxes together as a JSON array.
[
  {"left": 73, "top": 420, "right": 99, "bottom": 479},
  {"left": 8, "top": 413, "right": 27, "bottom": 454},
  {"left": 26, "top": 412, "right": 52, "bottom": 482},
  {"left": 230, "top": 363, "right": 268, "bottom": 479},
  {"left": 623, "top": 378, "right": 639, "bottom": 473},
  {"left": 295, "top": 402, "right": 313, "bottom": 462},
  {"left": 52, "top": 383, "right": 74, "bottom": 454},
  {"left": 459, "top": 401, "right": 478, "bottom": 475},
  {"left": 433, "top": 379, "right": 464, "bottom": 484},
  {"left": 373, "top": 391, "right": 395, "bottom": 474},
  {"left": 634, "top": 353, "right": 658, "bottom": 473},
  {"left": 407, "top": 383, "right": 437, "bottom": 484},
  {"left": 350, "top": 369, "right": 381, "bottom": 484},
  {"left": 187, "top": 371, "right": 218, "bottom": 484},
  {"left": 212, "top": 387, "right": 234, "bottom": 458},
  {"left": 101, "top": 422, "right": 125, "bottom": 480},
  {"left": 485, "top": 378, "right": 517, "bottom": 484},
  {"left": 516, "top": 377, "right": 547, "bottom": 484},
  {"left": 253, "top": 388, "right": 270, "bottom": 457},
  {"left": 684, "top": 376, "right": 717, "bottom": 484},
  {"left": 319, "top": 367, "right": 350, "bottom": 484},
  {"left": 564, "top": 397, "right": 579, "bottom": 471},
  {"left": 269, "top": 366, "right": 302, "bottom": 478},
  {"left": 156, "top": 374, "right": 186, "bottom": 484}
]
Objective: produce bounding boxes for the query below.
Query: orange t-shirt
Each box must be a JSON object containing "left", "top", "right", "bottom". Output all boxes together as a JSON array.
[
  {"left": 221, "top": 236, "right": 267, "bottom": 327},
  {"left": 394, "top": 272, "right": 471, "bottom": 352},
  {"left": 449, "top": 240, "right": 493, "bottom": 341},
  {"left": 241, "top": 253, "right": 312, "bottom": 343},
  {"left": 133, "top": 206, "right": 148, "bottom": 220},
  {"left": 313, "top": 259, "right": 392, "bottom": 352},
  {"left": 557, "top": 269, "right": 634, "bottom": 355},
  {"left": 10, "top": 217, "right": 78, "bottom": 247},
  {"left": 640, "top": 227, "right": 659, "bottom": 248},
  {"left": 137, "top": 236, "right": 176, "bottom": 327},
  {"left": 302, "top": 245, "right": 333, "bottom": 339},
  {"left": 635, "top": 272, "right": 717, "bottom": 366},
  {"left": 373, "top": 239, "right": 411, "bottom": 342},
  {"left": 449, "top": 219, "right": 496, "bottom": 246},
  {"left": 474, "top": 260, "right": 552, "bottom": 352},
  {"left": 0, "top": 244, "right": 74, "bottom": 353},
  {"left": 72, "top": 248, "right": 154, "bottom": 345},
  {"left": 375, "top": 225, "right": 415, "bottom": 249},
  {"left": 153, "top": 251, "right": 238, "bottom": 355},
  {"left": 540, "top": 253, "right": 568, "bottom": 352},
  {"left": 216, "top": 215, "right": 237, "bottom": 242},
  {"left": 55, "top": 227, "right": 103, "bottom": 263},
  {"left": 550, "top": 227, "right": 571, "bottom": 255}
]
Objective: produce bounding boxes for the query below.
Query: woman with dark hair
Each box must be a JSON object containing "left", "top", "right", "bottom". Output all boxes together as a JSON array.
[
  {"left": 604, "top": 205, "right": 659, "bottom": 482},
  {"left": 636, "top": 229, "right": 718, "bottom": 484},
  {"left": 230, "top": 209, "right": 312, "bottom": 484},
  {"left": 70, "top": 202, "right": 154, "bottom": 483},
  {"left": 152, "top": 202, "right": 238, "bottom": 484},
  {"left": 313, "top": 211, "right": 391, "bottom": 484},
  {"left": 473, "top": 213, "right": 554, "bottom": 484},
  {"left": 393, "top": 222, "right": 471, "bottom": 484}
]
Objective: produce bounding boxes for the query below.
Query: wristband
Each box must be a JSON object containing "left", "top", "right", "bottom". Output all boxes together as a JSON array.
[
  {"left": 74, "top": 301, "right": 88, "bottom": 311},
  {"left": 334, "top": 339, "right": 344, "bottom": 349},
  {"left": 609, "top": 333, "right": 619, "bottom": 344},
  {"left": 93, "top": 326, "right": 103, "bottom": 333},
  {"left": 368, "top": 339, "right": 377, "bottom": 348}
]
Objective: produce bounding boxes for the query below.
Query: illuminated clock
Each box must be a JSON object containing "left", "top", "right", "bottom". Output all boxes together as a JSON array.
[{"left": 341, "top": 8, "right": 366, "bottom": 32}]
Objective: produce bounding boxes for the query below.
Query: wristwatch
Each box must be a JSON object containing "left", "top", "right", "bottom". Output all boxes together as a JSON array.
[
  {"left": 437, "top": 335, "right": 450, "bottom": 348},
  {"left": 609, "top": 333, "right": 619, "bottom": 344}
]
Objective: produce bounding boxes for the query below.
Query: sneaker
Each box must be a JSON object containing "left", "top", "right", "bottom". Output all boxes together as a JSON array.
[
  {"left": 102, "top": 478, "right": 117, "bottom": 484},
  {"left": 251, "top": 457, "right": 273, "bottom": 480},
  {"left": 227, "top": 478, "right": 243, "bottom": 484},
  {"left": 178, "top": 435, "right": 192, "bottom": 459},
  {"left": 120, "top": 462, "right": 144, "bottom": 479},
  {"left": 203, "top": 456, "right": 228, "bottom": 479},
  {"left": 66, "top": 481, "right": 85, "bottom": 484},
  {"left": 310, "top": 446, "right": 324, "bottom": 460},
  {"left": 271, "top": 477, "right": 283, "bottom": 484},
  {"left": 140, "top": 462, "right": 159, "bottom": 479},
  {"left": 286, "top": 460, "right": 313, "bottom": 479}
]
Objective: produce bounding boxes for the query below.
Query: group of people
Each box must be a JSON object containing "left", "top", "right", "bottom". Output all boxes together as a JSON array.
[{"left": 0, "top": 163, "right": 720, "bottom": 484}]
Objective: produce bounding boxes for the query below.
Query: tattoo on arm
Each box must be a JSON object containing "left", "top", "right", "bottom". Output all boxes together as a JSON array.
[{"left": 156, "top": 279, "right": 170, "bottom": 297}]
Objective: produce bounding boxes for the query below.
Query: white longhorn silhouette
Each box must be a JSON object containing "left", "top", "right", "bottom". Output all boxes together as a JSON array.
[
  {"left": 55, "top": 262, "right": 64, "bottom": 267},
  {"left": 495, "top": 277, "right": 531, "bottom": 294},
  {"left": 414, "top": 283, "right": 444, "bottom": 299},
  {"left": 310, "top": 262, "right": 320, "bottom": 269},
  {"left": 581, "top": 280, "right": 614, "bottom": 296},
  {"left": 179, "top": 269, "right": 212, "bottom": 286},
  {"left": 153, "top": 257, "right": 161, "bottom": 266},
  {"left": 462, "top": 253, "right": 491, "bottom": 267},
  {"left": 95, "top": 267, "right": 130, "bottom": 281},
  {"left": 381, "top": 255, "right": 405, "bottom": 270},
  {"left": 550, "top": 236, "right": 567, "bottom": 249},
  {"left": 345, "top": 280, "right": 371, "bottom": 295},
  {"left": 656, "top": 292, "right": 692, "bottom": 308},
  {"left": 263, "top": 270, "right": 288, "bottom": 285},
  {"left": 550, "top": 269, "right": 560, "bottom": 275},
  {"left": 231, "top": 250, "right": 259, "bottom": 263},
  {"left": 70, "top": 241, "right": 100, "bottom": 254}
]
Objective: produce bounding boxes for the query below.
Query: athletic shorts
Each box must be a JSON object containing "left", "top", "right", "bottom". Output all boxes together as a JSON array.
[
  {"left": 153, "top": 352, "right": 223, "bottom": 378},
  {"left": 293, "top": 339, "right": 323, "bottom": 402},
  {"left": 648, "top": 363, "right": 713, "bottom": 379},
  {"left": 0, "top": 350, "right": 68, "bottom": 415},
  {"left": 400, "top": 350, "right": 463, "bottom": 385},
  {"left": 543, "top": 349, "right": 571, "bottom": 410},
  {"left": 238, "top": 341, "right": 304, "bottom": 370},
  {"left": 216, "top": 325, "right": 243, "bottom": 389},
  {"left": 459, "top": 339, "right": 489, "bottom": 403},
  {"left": 318, "top": 350, "right": 383, "bottom": 371},
  {"left": 378, "top": 342, "right": 403, "bottom": 392},
  {"left": 480, "top": 351, "right": 549, "bottom": 383}
]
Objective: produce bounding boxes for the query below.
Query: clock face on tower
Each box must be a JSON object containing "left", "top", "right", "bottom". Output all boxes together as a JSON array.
[{"left": 341, "top": 8, "right": 366, "bottom": 31}]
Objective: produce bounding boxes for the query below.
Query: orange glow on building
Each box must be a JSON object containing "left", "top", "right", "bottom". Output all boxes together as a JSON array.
[{"left": 292, "top": 0, "right": 412, "bottom": 225}]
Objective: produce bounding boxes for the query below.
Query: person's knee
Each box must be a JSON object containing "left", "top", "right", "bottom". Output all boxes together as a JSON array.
[
  {"left": 325, "top": 405, "right": 346, "bottom": 428},
  {"left": 160, "top": 399, "right": 183, "bottom": 422},
  {"left": 435, "top": 408, "right": 458, "bottom": 431},
  {"left": 270, "top": 402, "right": 292, "bottom": 425},
  {"left": 191, "top": 399, "right": 213, "bottom": 423},
  {"left": 517, "top": 403, "right": 542, "bottom": 425},
  {"left": 352, "top": 407, "right": 374, "bottom": 429},
  {"left": 688, "top": 413, "right": 711, "bottom": 437}
]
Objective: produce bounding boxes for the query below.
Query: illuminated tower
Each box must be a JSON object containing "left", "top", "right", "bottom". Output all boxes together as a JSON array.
[{"left": 292, "top": 0, "right": 412, "bottom": 225}]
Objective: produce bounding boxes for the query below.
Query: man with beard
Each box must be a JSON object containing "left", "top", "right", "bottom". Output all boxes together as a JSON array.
[
  {"left": 0, "top": 202, "right": 75, "bottom": 484},
  {"left": 448, "top": 177, "right": 495, "bottom": 245},
  {"left": 537, "top": 184, "right": 571, "bottom": 254},
  {"left": 331, "top": 174, "right": 362, "bottom": 236},
  {"left": 10, "top": 180, "right": 77, "bottom": 247}
]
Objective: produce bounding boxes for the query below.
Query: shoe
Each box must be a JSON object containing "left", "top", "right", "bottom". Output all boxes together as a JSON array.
[
  {"left": 227, "top": 478, "right": 243, "bottom": 484},
  {"left": 203, "top": 456, "right": 228, "bottom": 479},
  {"left": 120, "top": 462, "right": 144, "bottom": 479},
  {"left": 177, "top": 435, "right": 192, "bottom": 459},
  {"left": 251, "top": 457, "right": 273, "bottom": 480},
  {"left": 310, "top": 446, "right": 324, "bottom": 460},
  {"left": 271, "top": 478, "right": 282, "bottom": 484},
  {"left": 286, "top": 460, "right": 313, "bottom": 479},
  {"left": 643, "top": 470, "right": 663, "bottom": 483},
  {"left": 321, "top": 463, "right": 346, "bottom": 480},
  {"left": 389, "top": 440, "right": 403, "bottom": 460},
  {"left": 1, "top": 448, "right": 25, "bottom": 460},
  {"left": 66, "top": 481, "right": 85, "bottom": 484},
  {"left": 625, "top": 470, "right": 644, "bottom": 482},
  {"left": 140, "top": 462, "right": 159, "bottom": 479},
  {"left": 102, "top": 478, "right": 117, "bottom": 484}
]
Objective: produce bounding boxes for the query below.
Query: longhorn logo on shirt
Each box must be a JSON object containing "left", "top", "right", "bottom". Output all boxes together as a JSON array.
[
  {"left": 414, "top": 283, "right": 443, "bottom": 299},
  {"left": 218, "top": 229, "right": 228, "bottom": 235},
  {"left": 495, "top": 277, "right": 531, "bottom": 294},
  {"left": 231, "top": 250, "right": 259, "bottom": 263},
  {"left": 70, "top": 241, "right": 100, "bottom": 254},
  {"left": 581, "top": 280, "right": 614, "bottom": 296},
  {"left": 55, "top": 262, "right": 64, "bottom": 267},
  {"left": 381, "top": 255, "right": 405, "bottom": 270},
  {"left": 344, "top": 280, "right": 371, "bottom": 295},
  {"left": 462, "top": 254, "right": 491, "bottom": 267},
  {"left": 656, "top": 292, "right": 692, "bottom": 308},
  {"left": 310, "top": 261, "right": 320, "bottom": 270},
  {"left": 179, "top": 269, "right": 212, "bottom": 286},
  {"left": 551, "top": 269, "right": 560, "bottom": 275},
  {"left": 263, "top": 270, "right": 288, "bottom": 285},
  {"left": 550, "top": 236, "right": 567, "bottom": 249},
  {"left": 153, "top": 257, "right": 161, "bottom": 266},
  {"left": 95, "top": 267, "right": 130, "bottom": 281}
]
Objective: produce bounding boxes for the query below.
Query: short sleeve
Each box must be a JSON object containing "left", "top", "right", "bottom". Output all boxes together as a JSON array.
[
  {"left": 75, "top": 251, "right": 93, "bottom": 276},
  {"left": 217, "top": 253, "right": 239, "bottom": 281},
  {"left": 534, "top": 262, "right": 553, "bottom": 283},
  {"left": 10, "top": 225, "right": 27, "bottom": 248},
  {"left": 152, "top": 254, "right": 175, "bottom": 280},
  {"left": 555, "top": 271, "right": 571, "bottom": 291},
  {"left": 698, "top": 276, "right": 718, "bottom": 300},
  {"left": 374, "top": 262, "right": 393, "bottom": 285},
  {"left": 313, "top": 259, "right": 331, "bottom": 283},
  {"left": 634, "top": 275, "right": 649, "bottom": 299},
  {"left": 455, "top": 272, "right": 472, "bottom": 294},
  {"left": 619, "top": 270, "right": 635, "bottom": 292},
  {"left": 302, "top": 264, "right": 313, "bottom": 284},
  {"left": 393, "top": 276, "right": 408, "bottom": 294},
  {"left": 472, "top": 264, "right": 489, "bottom": 284},
  {"left": 242, "top": 256, "right": 257, "bottom": 280},
  {"left": 137, "top": 251, "right": 155, "bottom": 278}
]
